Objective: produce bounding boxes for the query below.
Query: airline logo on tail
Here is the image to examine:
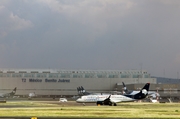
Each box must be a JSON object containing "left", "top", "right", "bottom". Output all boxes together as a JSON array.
[
  {"left": 77, "top": 86, "right": 90, "bottom": 96},
  {"left": 142, "top": 89, "right": 147, "bottom": 95},
  {"left": 12, "top": 87, "right": 17, "bottom": 94}
]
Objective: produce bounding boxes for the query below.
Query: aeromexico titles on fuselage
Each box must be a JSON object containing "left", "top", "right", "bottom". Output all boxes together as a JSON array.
[
  {"left": 76, "top": 83, "right": 150, "bottom": 106},
  {"left": 21, "top": 78, "right": 70, "bottom": 83}
]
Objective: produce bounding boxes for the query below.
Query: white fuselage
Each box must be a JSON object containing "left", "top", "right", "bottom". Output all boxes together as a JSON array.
[
  {"left": 0, "top": 93, "right": 10, "bottom": 98},
  {"left": 76, "top": 94, "right": 135, "bottom": 103}
]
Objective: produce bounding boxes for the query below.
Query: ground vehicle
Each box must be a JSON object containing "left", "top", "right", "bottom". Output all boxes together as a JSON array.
[{"left": 59, "top": 98, "right": 67, "bottom": 102}]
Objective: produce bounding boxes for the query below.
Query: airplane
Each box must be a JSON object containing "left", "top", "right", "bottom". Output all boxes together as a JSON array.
[
  {"left": 0, "top": 87, "right": 17, "bottom": 98},
  {"left": 122, "top": 82, "right": 160, "bottom": 98},
  {"left": 76, "top": 83, "right": 150, "bottom": 106}
]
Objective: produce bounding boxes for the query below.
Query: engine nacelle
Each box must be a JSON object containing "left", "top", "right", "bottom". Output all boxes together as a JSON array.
[
  {"left": 96, "top": 101, "right": 103, "bottom": 106},
  {"left": 96, "top": 101, "right": 117, "bottom": 106}
]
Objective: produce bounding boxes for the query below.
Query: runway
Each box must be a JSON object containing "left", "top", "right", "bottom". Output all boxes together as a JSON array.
[
  {"left": 0, "top": 97, "right": 95, "bottom": 108},
  {"left": 0, "top": 98, "right": 179, "bottom": 119},
  {"left": 0, "top": 98, "right": 94, "bottom": 119}
]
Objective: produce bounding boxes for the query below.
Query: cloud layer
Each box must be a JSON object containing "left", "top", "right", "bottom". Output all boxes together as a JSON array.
[{"left": 0, "top": 0, "right": 180, "bottom": 78}]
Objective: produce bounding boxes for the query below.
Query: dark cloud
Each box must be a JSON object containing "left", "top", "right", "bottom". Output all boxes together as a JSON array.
[{"left": 0, "top": 0, "right": 180, "bottom": 78}]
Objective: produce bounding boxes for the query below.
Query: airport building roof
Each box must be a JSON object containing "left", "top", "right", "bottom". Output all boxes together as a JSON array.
[
  {"left": 0, "top": 69, "right": 151, "bottom": 78},
  {"left": 0, "top": 69, "right": 149, "bottom": 74}
]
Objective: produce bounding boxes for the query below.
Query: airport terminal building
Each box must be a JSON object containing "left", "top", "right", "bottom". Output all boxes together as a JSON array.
[{"left": 0, "top": 69, "right": 156, "bottom": 97}]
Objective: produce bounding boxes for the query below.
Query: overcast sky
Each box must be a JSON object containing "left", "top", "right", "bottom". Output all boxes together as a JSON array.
[{"left": 0, "top": 0, "right": 180, "bottom": 78}]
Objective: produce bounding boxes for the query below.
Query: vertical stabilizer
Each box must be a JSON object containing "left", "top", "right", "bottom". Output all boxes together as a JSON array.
[{"left": 122, "top": 82, "right": 128, "bottom": 93}]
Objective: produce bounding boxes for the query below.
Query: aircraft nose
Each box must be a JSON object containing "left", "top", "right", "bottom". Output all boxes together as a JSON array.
[
  {"left": 76, "top": 99, "right": 79, "bottom": 102},
  {"left": 76, "top": 98, "right": 83, "bottom": 103}
]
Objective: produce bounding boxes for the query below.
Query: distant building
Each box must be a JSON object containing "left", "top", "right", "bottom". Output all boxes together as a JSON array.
[{"left": 0, "top": 69, "right": 156, "bottom": 97}]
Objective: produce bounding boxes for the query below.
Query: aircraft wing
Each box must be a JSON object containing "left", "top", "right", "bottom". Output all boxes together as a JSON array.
[
  {"left": 110, "top": 99, "right": 122, "bottom": 103},
  {"left": 106, "top": 95, "right": 122, "bottom": 103}
]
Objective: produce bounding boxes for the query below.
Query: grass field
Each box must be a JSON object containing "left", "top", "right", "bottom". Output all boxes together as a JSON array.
[{"left": 0, "top": 101, "right": 180, "bottom": 118}]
